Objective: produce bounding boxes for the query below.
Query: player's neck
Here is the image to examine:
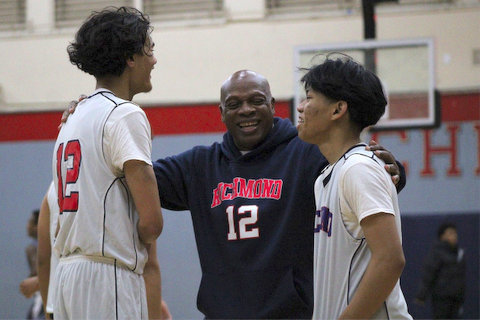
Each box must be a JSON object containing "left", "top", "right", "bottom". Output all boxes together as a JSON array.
[
  {"left": 96, "top": 75, "right": 132, "bottom": 101},
  {"left": 318, "top": 128, "right": 361, "bottom": 164}
]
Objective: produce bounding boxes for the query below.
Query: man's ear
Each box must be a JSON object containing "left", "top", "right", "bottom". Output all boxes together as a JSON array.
[
  {"left": 332, "top": 100, "right": 348, "bottom": 119},
  {"left": 218, "top": 105, "right": 225, "bottom": 122},
  {"left": 270, "top": 97, "right": 276, "bottom": 114}
]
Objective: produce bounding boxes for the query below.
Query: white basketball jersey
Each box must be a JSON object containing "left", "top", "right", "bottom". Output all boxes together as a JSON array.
[
  {"left": 46, "top": 181, "right": 59, "bottom": 314},
  {"left": 313, "top": 144, "right": 411, "bottom": 320},
  {"left": 52, "top": 89, "right": 151, "bottom": 274}
]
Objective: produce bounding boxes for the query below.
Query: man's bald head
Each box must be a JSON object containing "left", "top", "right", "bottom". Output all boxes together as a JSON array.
[{"left": 220, "top": 70, "right": 272, "bottom": 105}]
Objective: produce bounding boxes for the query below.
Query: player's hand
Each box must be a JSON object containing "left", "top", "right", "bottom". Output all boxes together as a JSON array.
[
  {"left": 58, "top": 94, "right": 87, "bottom": 129},
  {"left": 161, "top": 299, "right": 172, "bottom": 320},
  {"left": 19, "top": 276, "right": 38, "bottom": 298},
  {"left": 366, "top": 140, "right": 400, "bottom": 186}
]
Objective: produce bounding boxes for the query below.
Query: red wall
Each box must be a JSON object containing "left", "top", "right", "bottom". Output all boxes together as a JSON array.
[
  {"left": 0, "top": 93, "right": 478, "bottom": 142},
  {"left": 0, "top": 101, "right": 292, "bottom": 142}
]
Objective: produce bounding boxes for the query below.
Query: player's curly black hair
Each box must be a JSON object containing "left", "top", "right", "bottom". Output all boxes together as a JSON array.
[
  {"left": 67, "top": 6, "right": 152, "bottom": 78},
  {"left": 300, "top": 53, "right": 387, "bottom": 130}
]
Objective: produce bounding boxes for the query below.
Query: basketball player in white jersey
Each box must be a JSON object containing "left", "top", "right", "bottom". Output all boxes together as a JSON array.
[
  {"left": 297, "top": 54, "right": 412, "bottom": 319},
  {"left": 51, "top": 7, "right": 163, "bottom": 319},
  {"left": 37, "top": 181, "right": 58, "bottom": 319}
]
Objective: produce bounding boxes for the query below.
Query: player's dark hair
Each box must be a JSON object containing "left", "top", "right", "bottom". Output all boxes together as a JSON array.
[
  {"left": 67, "top": 6, "right": 152, "bottom": 78},
  {"left": 32, "top": 209, "right": 40, "bottom": 225},
  {"left": 437, "top": 222, "right": 457, "bottom": 239},
  {"left": 300, "top": 53, "right": 387, "bottom": 130}
]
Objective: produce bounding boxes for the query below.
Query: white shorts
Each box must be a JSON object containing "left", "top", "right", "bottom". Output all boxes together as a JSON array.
[{"left": 53, "top": 255, "right": 148, "bottom": 320}]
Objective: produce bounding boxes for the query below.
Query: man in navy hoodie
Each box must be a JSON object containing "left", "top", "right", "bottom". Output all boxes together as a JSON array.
[{"left": 153, "top": 70, "right": 405, "bottom": 319}]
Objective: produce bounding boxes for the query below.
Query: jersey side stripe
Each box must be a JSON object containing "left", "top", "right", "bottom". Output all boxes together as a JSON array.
[
  {"left": 103, "top": 178, "right": 120, "bottom": 257},
  {"left": 118, "top": 177, "right": 138, "bottom": 272},
  {"left": 347, "top": 238, "right": 366, "bottom": 304},
  {"left": 114, "top": 259, "right": 118, "bottom": 320}
]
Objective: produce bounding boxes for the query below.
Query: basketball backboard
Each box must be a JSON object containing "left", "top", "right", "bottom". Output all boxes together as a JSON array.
[{"left": 293, "top": 38, "right": 438, "bottom": 130}]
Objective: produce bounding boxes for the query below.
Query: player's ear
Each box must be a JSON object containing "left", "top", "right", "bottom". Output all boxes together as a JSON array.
[
  {"left": 126, "top": 55, "right": 135, "bottom": 68},
  {"left": 332, "top": 100, "right": 347, "bottom": 120}
]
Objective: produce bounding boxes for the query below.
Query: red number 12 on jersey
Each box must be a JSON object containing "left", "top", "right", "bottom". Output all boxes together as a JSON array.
[{"left": 56, "top": 140, "right": 81, "bottom": 214}]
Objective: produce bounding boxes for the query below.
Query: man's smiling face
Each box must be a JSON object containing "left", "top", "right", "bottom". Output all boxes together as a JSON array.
[{"left": 219, "top": 70, "right": 275, "bottom": 151}]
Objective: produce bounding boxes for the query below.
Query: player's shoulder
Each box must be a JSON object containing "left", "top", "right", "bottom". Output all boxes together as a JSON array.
[
  {"left": 344, "top": 145, "right": 383, "bottom": 163},
  {"left": 339, "top": 152, "right": 391, "bottom": 192},
  {"left": 341, "top": 145, "right": 385, "bottom": 174},
  {"left": 103, "top": 101, "right": 148, "bottom": 135},
  {"left": 91, "top": 90, "right": 142, "bottom": 110},
  {"left": 114, "top": 101, "right": 144, "bottom": 114},
  {"left": 84, "top": 90, "right": 143, "bottom": 115},
  {"left": 108, "top": 99, "right": 146, "bottom": 122}
]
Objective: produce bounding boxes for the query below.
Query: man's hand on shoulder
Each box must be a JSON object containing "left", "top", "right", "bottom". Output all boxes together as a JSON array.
[
  {"left": 58, "top": 94, "right": 87, "bottom": 129},
  {"left": 366, "top": 139, "right": 400, "bottom": 186}
]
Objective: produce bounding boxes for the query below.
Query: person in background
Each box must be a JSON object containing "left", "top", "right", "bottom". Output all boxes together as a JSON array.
[
  {"left": 19, "top": 209, "right": 45, "bottom": 319},
  {"left": 37, "top": 182, "right": 58, "bottom": 320},
  {"left": 416, "top": 222, "right": 466, "bottom": 319}
]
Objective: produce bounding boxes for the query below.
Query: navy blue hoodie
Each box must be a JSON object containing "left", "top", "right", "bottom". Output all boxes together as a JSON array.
[{"left": 154, "top": 117, "right": 326, "bottom": 318}]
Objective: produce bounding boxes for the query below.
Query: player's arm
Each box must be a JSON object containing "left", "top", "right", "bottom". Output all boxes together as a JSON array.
[
  {"left": 124, "top": 160, "right": 163, "bottom": 244},
  {"left": 366, "top": 140, "right": 406, "bottom": 192},
  {"left": 339, "top": 213, "right": 405, "bottom": 319},
  {"left": 37, "top": 191, "right": 51, "bottom": 308},
  {"left": 109, "top": 108, "right": 163, "bottom": 244},
  {"left": 26, "top": 243, "right": 37, "bottom": 276},
  {"left": 142, "top": 241, "right": 172, "bottom": 319},
  {"left": 143, "top": 241, "right": 162, "bottom": 319},
  {"left": 19, "top": 276, "right": 39, "bottom": 298}
]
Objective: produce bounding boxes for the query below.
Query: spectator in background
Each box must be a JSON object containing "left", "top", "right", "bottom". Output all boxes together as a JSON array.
[
  {"left": 19, "top": 209, "right": 44, "bottom": 319},
  {"left": 416, "top": 222, "right": 466, "bottom": 319}
]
